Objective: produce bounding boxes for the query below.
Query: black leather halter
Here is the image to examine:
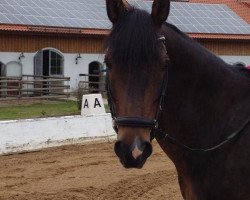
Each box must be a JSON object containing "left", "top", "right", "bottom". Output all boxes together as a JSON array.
[{"left": 106, "top": 36, "right": 169, "bottom": 139}]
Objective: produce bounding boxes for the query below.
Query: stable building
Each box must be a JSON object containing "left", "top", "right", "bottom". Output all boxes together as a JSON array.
[{"left": 0, "top": 0, "right": 249, "bottom": 96}]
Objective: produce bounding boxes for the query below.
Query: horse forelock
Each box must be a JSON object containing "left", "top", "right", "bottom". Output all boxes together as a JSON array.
[{"left": 106, "top": 8, "right": 160, "bottom": 74}]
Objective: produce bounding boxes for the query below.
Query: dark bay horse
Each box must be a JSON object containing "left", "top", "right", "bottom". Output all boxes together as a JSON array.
[{"left": 105, "top": 0, "right": 250, "bottom": 199}]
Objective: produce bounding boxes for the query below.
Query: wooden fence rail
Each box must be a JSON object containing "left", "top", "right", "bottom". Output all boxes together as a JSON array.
[
  {"left": 0, "top": 75, "right": 70, "bottom": 100},
  {"left": 78, "top": 74, "right": 107, "bottom": 94}
]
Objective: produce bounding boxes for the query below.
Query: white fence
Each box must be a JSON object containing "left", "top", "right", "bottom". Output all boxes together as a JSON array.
[{"left": 0, "top": 114, "right": 115, "bottom": 154}]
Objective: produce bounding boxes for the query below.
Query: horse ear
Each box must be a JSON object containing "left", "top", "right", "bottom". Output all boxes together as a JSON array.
[
  {"left": 106, "top": 0, "right": 130, "bottom": 24},
  {"left": 151, "top": 0, "right": 170, "bottom": 27}
]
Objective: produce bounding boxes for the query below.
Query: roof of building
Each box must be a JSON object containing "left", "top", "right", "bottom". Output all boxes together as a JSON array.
[
  {"left": 0, "top": 0, "right": 249, "bottom": 40},
  {"left": 187, "top": 0, "right": 250, "bottom": 39},
  {"left": 0, "top": 24, "right": 109, "bottom": 36},
  {"left": 189, "top": 0, "right": 250, "bottom": 24}
]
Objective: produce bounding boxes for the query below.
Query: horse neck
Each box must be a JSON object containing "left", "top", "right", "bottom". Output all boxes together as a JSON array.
[{"left": 160, "top": 25, "right": 250, "bottom": 154}]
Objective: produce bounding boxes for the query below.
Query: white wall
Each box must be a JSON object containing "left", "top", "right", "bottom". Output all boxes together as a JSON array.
[
  {"left": 0, "top": 114, "right": 115, "bottom": 155},
  {"left": 0, "top": 51, "right": 249, "bottom": 92},
  {"left": 0, "top": 52, "right": 105, "bottom": 91},
  {"left": 220, "top": 56, "right": 250, "bottom": 66}
]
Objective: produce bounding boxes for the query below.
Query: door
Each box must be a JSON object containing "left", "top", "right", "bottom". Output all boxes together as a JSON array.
[
  {"left": 6, "top": 61, "right": 22, "bottom": 96},
  {"left": 34, "top": 49, "right": 64, "bottom": 96},
  {"left": 34, "top": 50, "right": 44, "bottom": 95},
  {"left": 89, "top": 61, "right": 101, "bottom": 93},
  {"left": 0, "top": 62, "right": 6, "bottom": 97}
]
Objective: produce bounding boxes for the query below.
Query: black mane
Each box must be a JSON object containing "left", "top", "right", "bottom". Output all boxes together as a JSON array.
[{"left": 106, "top": 8, "right": 159, "bottom": 73}]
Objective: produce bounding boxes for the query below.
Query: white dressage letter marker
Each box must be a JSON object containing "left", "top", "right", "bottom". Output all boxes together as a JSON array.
[{"left": 81, "top": 94, "right": 106, "bottom": 116}]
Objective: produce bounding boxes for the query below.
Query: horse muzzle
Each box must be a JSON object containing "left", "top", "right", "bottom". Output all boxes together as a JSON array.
[{"left": 114, "top": 137, "right": 153, "bottom": 169}]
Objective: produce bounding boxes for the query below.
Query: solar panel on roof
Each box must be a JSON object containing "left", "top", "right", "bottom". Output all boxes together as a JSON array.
[
  {"left": 134, "top": 0, "right": 250, "bottom": 34},
  {"left": 0, "top": 0, "right": 249, "bottom": 35}
]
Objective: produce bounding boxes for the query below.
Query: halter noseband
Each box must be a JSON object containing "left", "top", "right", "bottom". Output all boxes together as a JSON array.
[{"left": 106, "top": 36, "right": 169, "bottom": 139}]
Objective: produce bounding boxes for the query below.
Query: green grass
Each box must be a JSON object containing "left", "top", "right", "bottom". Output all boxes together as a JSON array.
[{"left": 0, "top": 100, "right": 80, "bottom": 120}]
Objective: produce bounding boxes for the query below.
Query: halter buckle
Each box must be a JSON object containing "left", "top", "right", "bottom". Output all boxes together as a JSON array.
[{"left": 154, "top": 121, "right": 159, "bottom": 129}]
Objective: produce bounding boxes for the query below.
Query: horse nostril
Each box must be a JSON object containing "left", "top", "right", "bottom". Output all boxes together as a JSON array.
[
  {"left": 143, "top": 142, "right": 153, "bottom": 158},
  {"left": 114, "top": 141, "right": 124, "bottom": 158}
]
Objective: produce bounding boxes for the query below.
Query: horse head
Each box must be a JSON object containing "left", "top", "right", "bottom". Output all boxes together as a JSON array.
[{"left": 105, "top": 0, "right": 170, "bottom": 168}]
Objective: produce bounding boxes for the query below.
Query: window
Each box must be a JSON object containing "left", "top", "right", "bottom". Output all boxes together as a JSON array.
[
  {"left": 50, "top": 51, "right": 63, "bottom": 75},
  {"left": 34, "top": 48, "right": 64, "bottom": 77}
]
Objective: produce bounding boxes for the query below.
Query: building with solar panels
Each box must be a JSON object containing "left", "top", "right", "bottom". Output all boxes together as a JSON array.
[{"left": 0, "top": 0, "right": 249, "bottom": 93}]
